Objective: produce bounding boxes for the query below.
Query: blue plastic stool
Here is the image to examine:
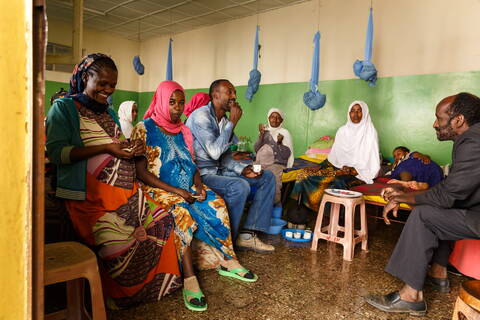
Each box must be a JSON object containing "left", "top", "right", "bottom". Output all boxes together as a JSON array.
[{"left": 272, "top": 205, "right": 282, "bottom": 219}]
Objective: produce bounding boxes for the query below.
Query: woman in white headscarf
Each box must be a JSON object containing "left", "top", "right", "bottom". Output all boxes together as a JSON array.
[
  {"left": 118, "top": 101, "right": 138, "bottom": 139},
  {"left": 289, "top": 101, "right": 380, "bottom": 218},
  {"left": 254, "top": 108, "right": 294, "bottom": 204}
]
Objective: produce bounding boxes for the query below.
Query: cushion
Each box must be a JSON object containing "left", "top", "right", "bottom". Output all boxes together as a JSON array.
[{"left": 309, "top": 135, "right": 334, "bottom": 149}]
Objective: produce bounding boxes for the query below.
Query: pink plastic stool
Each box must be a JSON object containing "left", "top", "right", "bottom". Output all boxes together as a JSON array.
[{"left": 311, "top": 193, "right": 368, "bottom": 261}]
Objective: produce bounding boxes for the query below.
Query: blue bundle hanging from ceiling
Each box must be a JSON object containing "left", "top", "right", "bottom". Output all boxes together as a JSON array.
[
  {"left": 245, "top": 26, "right": 261, "bottom": 102},
  {"left": 303, "top": 31, "right": 326, "bottom": 111},
  {"left": 353, "top": 7, "right": 377, "bottom": 87},
  {"left": 166, "top": 38, "right": 173, "bottom": 80},
  {"left": 132, "top": 56, "right": 145, "bottom": 75}
]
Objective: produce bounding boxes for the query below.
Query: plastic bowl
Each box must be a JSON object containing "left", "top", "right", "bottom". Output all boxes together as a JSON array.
[
  {"left": 266, "top": 218, "right": 287, "bottom": 235},
  {"left": 271, "top": 206, "right": 283, "bottom": 219}
]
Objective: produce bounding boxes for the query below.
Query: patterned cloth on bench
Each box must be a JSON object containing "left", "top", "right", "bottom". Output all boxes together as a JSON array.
[{"left": 281, "top": 155, "right": 325, "bottom": 183}]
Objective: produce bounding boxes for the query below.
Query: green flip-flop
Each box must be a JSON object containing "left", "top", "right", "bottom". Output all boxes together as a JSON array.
[
  {"left": 218, "top": 266, "right": 258, "bottom": 283},
  {"left": 182, "top": 288, "right": 208, "bottom": 311}
]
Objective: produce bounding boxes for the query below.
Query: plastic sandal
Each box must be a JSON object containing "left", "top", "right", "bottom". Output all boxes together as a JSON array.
[
  {"left": 182, "top": 288, "right": 207, "bottom": 311},
  {"left": 218, "top": 266, "right": 258, "bottom": 283}
]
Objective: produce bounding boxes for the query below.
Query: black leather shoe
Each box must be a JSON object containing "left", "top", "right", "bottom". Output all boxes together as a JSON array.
[
  {"left": 425, "top": 275, "right": 450, "bottom": 293},
  {"left": 365, "top": 291, "right": 427, "bottom": 316}
]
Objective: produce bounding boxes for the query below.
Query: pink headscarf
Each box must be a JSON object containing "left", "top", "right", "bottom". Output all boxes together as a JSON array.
[
  {"left": 184, "top": 92, "right": 210, "bottom": 117},
  {"left": 143, "top": 81, "right": 194, "bottom": 158}
]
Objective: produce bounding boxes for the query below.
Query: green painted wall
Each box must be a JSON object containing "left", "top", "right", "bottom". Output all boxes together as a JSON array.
[
  {"left": 48, "top": 71, "right": 480, "bottom": 165},
  {"left": 181, "top": 71, "right": 480, "bottom": 165}
]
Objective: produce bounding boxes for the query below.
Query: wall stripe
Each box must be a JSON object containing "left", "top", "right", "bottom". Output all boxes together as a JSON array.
[{"left": 47, "top": 70, "right": 480, "bottom": 165}]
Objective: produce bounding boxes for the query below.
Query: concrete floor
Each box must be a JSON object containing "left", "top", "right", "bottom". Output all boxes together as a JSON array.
[{"left": 108, "top": 213, "right": 464, "bottom": 320}]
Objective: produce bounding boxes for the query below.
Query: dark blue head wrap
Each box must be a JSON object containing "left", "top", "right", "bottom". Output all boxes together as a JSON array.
[{"left": 68, "top": 53, "right": 113, "bottom": 113}]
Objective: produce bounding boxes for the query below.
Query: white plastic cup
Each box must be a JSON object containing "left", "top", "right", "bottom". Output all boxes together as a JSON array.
[
  {"left": 285, "top": 231, "right": 293, "bottom": 238},
  {"left": 443, "top": 164, "right": 450, "bottom": 176},
  {"left": 253, "top": 164, "right": 262, "bottom": 173},
  {"left": 293, "top": 232, "right": 302, "bottom": 239},
  {"left": 303, "top": 230, "right": 312, "bottom": 240}
]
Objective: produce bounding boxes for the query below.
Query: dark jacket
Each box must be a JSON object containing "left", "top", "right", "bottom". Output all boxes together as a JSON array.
[{"left": 416, "top": 123, "right": 480, "bottom": 235}]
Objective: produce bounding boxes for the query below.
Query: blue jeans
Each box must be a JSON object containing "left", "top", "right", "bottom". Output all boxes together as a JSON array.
[{"left": 202, "top": 170, "right": 275, "bottom": 239}]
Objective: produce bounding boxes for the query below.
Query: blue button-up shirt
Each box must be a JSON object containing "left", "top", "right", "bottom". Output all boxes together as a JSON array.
[{"left": 186, "top": 102, "right": 247, "bottom": 176}]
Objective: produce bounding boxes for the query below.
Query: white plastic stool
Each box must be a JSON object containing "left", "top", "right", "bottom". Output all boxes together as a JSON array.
[{"left": 311, "top": 193, "right": 368, "bottom": 261}]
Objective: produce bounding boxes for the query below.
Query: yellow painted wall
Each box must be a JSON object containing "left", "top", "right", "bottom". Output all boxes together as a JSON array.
[{"left": 0, "top": 0, "right": 32, "bottom": 319}]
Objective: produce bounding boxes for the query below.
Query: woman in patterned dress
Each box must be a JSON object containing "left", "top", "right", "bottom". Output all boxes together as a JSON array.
[
  {"left": 131, "top": 81, "right": 257, "bottom": 312},
  {"left": 46, "top": 54, "right": 182, "bottom": 309}
]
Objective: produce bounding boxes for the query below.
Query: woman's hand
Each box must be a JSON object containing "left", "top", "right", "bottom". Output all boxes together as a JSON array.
[
  {"left": 193, "top": 185, "right": 207, "bottom": 202},
  {"left": 387, "top": 179, "right": 408, "bottom": 186},
  {"left": 258, "top": 123, "right": 266, "bottom": 135},
  {"left": 277, "top": 133, "right": 284, "bottom": 144},
  {"left": 105, "top": 143, "right": 134, "bottom": 159},
  {"left": 174, "top": 188, "right": 195, "bottom": 203},
  {"left": 341, "top": 166, "right": 357, "bottom": 175},
  {"left": 412, "top": 152, "right": 431, "bottom": 164},
  {"left": 406, "top": 181, "right": 429, "bottom": 190},
  {"left": 130, "top": 139, "right": 145, "bottom": 157}
]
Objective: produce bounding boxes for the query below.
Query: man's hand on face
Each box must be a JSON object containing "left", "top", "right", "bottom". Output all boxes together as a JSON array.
[
  {"left": 229, "top": 101, "right": 243, "bottom": 125},
  {"left": 242, "top": 165, "right": 263, "bottom": 178}
]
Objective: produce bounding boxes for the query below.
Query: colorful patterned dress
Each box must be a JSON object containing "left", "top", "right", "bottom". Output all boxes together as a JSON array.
[
  {"left": 64, "top": 104, "right": 182, "bottom": 309},
  {"left": 131, "top": 118, "right": 236, "bottom": 270},
  {"left": 290, "top": 160, "right": 364, "bottom": 213}
]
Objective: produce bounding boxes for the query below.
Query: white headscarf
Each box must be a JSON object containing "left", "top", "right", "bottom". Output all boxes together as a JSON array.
[
  {"left": 327, "top": 101, "right": 380, "bottom": 184},
  {"left": 266, "top": 108, "right": 294, "bottom": 168},
  {"left": 118, "top": 101, "right": 136, "bottom": 138}
]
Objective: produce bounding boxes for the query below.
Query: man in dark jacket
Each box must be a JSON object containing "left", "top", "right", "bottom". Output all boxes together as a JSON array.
[{"left": 365, "top": 92, "right": 480, "bottom": 316}]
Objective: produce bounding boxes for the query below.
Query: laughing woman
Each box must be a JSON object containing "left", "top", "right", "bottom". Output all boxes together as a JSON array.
[
  {"left": 131, "top": 80, "right": 257, "bottom": 312},
  {"left": 46, "top": 54, "right": 182, "bottom": 309}
]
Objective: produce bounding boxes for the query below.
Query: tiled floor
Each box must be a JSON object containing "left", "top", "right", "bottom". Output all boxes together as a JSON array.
[{"left": 109, "top": 215, "right": 464, "bottom": 320}]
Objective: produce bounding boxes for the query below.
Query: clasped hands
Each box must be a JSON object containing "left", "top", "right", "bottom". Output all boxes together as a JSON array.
[
  {"left": 175, "top": 185, "right": 207, "bottom": 204},
  {"left": 107, "top": 139, "right": 145, "bottom": 159},
  {"left": 381, "top": 184, "right": 406, "bottom": 225}
]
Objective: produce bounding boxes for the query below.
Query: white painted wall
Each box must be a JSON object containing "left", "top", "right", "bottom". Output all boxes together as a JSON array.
[
  {"left": 46, "top": 19, "right": 140, "bottom": 91},
  {"left": 139, "top": 0, "right": 480, "bottom": 91}
]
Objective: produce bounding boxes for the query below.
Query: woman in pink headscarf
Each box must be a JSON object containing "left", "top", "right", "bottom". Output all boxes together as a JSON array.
[
  {"left": 184, "top": 92, "right": 210, "bottom": 117},
  {"left": 131, "top": 81, "right": 257, "bottom": 312}
]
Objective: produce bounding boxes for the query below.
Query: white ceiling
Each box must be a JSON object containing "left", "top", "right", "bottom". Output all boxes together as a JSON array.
[{"left": 46, "top": 0, "right": 309, "bottom": 41}]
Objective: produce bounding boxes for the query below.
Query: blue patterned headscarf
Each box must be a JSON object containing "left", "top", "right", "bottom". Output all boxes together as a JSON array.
[
  {"left": 67, "top": 53, "right": 117, "bottom": 114},
  {"left": 68, "top": 53, "right": 110, "bottom": 95}
]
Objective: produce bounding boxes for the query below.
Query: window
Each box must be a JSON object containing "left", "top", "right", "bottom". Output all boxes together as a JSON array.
[{"left": 46, "top": 42, "right": 75, "bottom": 73}]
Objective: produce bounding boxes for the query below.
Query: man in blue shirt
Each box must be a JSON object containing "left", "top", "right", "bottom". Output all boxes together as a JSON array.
[{"left": 186, "top": 79, "right": 275, "bottom": 253}]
